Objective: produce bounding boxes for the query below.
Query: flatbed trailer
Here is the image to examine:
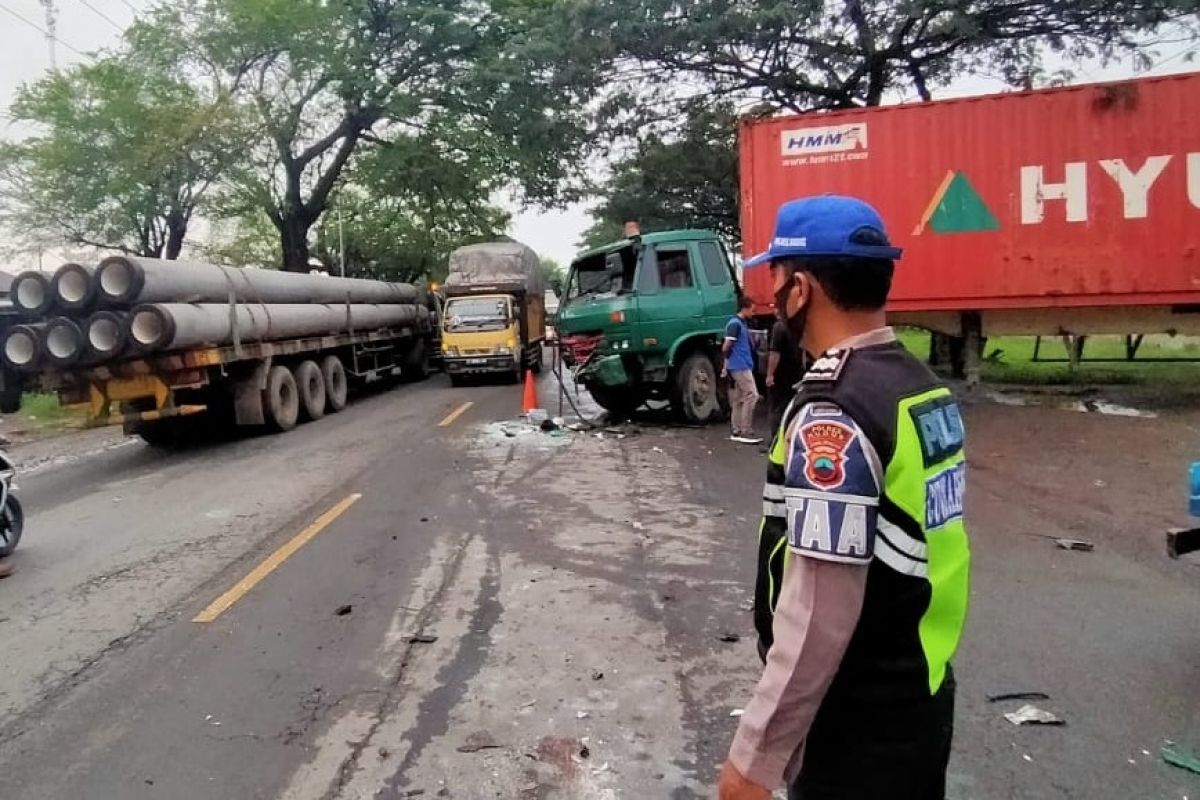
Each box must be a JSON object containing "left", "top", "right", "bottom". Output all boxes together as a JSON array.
[{"left": 35, "top": 322, "right": 434, "bottom": 444}]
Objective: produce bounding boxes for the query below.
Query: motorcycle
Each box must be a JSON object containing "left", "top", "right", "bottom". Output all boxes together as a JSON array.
[{"left": 0, "top": 438, "right": 23, "bottom": 559}]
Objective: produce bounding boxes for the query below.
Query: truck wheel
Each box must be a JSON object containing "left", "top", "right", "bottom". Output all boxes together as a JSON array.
[
  {"left": 588, "top": 385, "right": 644, "bottom": 420},
  {"left": 403, "top": 339, "right": 431, "bottom": 382},
  {"left": 529, "top": 347, "right": 543, "bottom": 375},
  {"left": 263, "top": 365, "right": 299, "bottom": 432},
  {"left": 295, "top": 360, "right": 326, "bottom": 421},
  {"left": 672, "top": 352, "right": 722, "bottom": 424},
  {"left": 321, "top": 355, "right": 348, "bottom": 413},
  {"left": 449, "top": 373, "right": 465, "bottom": 388}
]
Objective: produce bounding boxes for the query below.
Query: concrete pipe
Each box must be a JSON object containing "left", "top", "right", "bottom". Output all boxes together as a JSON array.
[
  {"left": 127, "top": 302, "right": 428, "bottom": 353},
  {"left": 84, "top": 310, "right": 129, "bottom": 360},
  {"left": 51, "top": 263, "right": 96, "bottom": 312},
  {"left": 11, "top": 272, "right": 54, "bottom": 316},
  {"left": 41, "top": 317, "right": 86, "bottom": 367},
  {"left": 2, "top": 324, "right": 45, "bottom": 370},
  {"left": 96, "top": 256, "right": 419, "bottom": 308}
]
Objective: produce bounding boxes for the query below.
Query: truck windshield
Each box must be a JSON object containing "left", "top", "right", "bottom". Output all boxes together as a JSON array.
[
  {"left": 565, "top": 247, "right": 635, "bottom": 302},
  {"left": 445, "top": 297, "right": 510, "bottom": 332}
]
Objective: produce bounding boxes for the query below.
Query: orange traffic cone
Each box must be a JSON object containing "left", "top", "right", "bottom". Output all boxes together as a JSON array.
[{"left": 522, "top": 369, "right": 539, "bottom": 415}]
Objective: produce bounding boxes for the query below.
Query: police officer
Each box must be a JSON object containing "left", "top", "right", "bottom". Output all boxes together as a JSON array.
[{"left": 719, "top": 195, "right": 971, "bottom": 800}]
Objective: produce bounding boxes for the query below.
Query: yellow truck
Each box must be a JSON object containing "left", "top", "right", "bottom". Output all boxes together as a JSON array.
[{"left": 441, "top": 242, "right": 545, "bottom": 386}]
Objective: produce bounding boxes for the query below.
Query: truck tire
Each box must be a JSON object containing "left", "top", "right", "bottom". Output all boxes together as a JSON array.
[
  {"left": 588, "top": 385, "right": 645, "bottom": 420},
  {"left": 263, "top": 365, "right": 299, "bottom": 432},
  {"left": 529, "top": 346, "right": 543, "bottom": 375},
  {"left": 321, "top": 355, "right": 348, "bottom": 413},
  {"left": 672, "top": 352, "right": 722, "bottom": 424},
  {"left": 449, "top": 373, "right": 465, "bottom": 388},
  {"left": 295, "top": 360, "right": 326, "bottom": 421},
  {"left": 403, "top": 339, "right": 430, "bottom": 382}
]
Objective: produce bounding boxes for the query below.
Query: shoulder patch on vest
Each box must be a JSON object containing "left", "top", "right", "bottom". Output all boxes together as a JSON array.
[{"left": 802, "top": 348, "right": 851, "bottom": 383}]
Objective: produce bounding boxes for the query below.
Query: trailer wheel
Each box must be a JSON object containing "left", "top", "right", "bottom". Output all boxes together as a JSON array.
[
  {"left": 295, "top": 360, "right": 326, "bottom": 421},
  {"left": 263, "top": 365, "right": 299, "bottom": 432},
  {"left": 321, "top": 355, "right": 348, "bottom": 413},
  {"left": 671, "top": 351, "right": 722, "bottom": 425}
]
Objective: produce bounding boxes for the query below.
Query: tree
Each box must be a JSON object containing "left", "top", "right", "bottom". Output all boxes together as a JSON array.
[
  {"left": 130, "top": 0, "right": 601, "bottom": 271},
  {"left": 0, "top": 57, "right": 243, "bottom": 260},
  {"left": 599, "top": 0, "right": 1199, "bottom": 112},
  {"left": 583, "top": 103, "right": 739, "bottom": 247},
  {"left": 539, "top": 257, "right": 565, "bottom": 295},
  {"left": 581, "top": 0, "right": 1196, "bottom": 243}
]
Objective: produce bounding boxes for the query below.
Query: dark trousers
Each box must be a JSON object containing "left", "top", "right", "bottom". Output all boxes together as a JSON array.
[{"left": 789, "top": 670, "right": 955, "bottom": 800}]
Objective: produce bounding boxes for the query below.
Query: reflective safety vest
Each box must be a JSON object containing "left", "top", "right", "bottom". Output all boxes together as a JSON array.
[{"left": 754, "top": 339, "right": 971, "bottom": 697}]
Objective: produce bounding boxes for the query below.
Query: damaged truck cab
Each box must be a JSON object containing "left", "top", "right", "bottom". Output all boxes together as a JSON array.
[{"left": 557, "top": 229, "right": 738, "bottom": 423}]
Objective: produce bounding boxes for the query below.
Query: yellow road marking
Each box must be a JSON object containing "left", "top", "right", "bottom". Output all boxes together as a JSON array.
[
  {"left": 192, "top": 493, "right": 363, "bottom": 623},
  {"left": 438, "top": 401, "right": 474, "bottom": 428}
]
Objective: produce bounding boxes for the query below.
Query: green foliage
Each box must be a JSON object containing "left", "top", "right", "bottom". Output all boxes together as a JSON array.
[
  {"left": 583, "top": 104, "right": 738, "bottom": 247},
  {"left": 0, "top": 56, "right": 245, "bottom": 259},
  {"left": 128, "top": 0, "right": 599, "bottom": 270},
  {"left": 595, "top": 0, "right": 1199, "bottom": 111},
  {"left": 580, "top": 0, "right": 1196, "bottom": 246},
  {"left": 539, "top": 257, "right": 565, "bottom": 294}
]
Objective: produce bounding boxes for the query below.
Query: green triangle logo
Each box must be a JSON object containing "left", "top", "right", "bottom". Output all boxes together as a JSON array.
[{"left": 926, "top": 172, "right": 999, "bottom": 234}]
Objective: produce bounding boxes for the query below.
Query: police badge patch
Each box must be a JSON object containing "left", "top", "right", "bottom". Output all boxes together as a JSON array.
[{"left": 799, "top": 420, "right": 856, "bottom": 489}]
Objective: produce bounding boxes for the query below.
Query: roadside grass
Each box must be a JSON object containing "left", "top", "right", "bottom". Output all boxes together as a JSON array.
[
  {"left": 895, "top": 329, "right": 1200, "bottom": 386},
  {"left": 10, "top": 392, "right": 86, "bottom": 434}
]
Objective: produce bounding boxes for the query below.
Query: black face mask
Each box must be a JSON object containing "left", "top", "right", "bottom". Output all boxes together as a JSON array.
[{"left": 775, "top": 280, "right": 808, "bottom": 346}]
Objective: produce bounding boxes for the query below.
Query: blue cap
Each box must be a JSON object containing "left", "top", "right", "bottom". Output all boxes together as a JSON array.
[{"left": 744, "top": 195, "right": 902, "bottom": 268}]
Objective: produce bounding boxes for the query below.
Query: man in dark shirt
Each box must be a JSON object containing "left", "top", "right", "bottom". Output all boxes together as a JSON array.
[{"left": 765, "top": 320, "right": 802, "bottom": 441}]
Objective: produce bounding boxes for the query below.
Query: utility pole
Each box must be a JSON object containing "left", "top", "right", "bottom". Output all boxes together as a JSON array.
[{"left": 39, "top": 0, "right": 57, "bottom": 71}]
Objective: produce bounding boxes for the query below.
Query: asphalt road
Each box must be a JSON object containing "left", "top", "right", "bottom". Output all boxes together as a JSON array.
[{"left": 0, "top": 371, "right": 1198, "bottom": 799}]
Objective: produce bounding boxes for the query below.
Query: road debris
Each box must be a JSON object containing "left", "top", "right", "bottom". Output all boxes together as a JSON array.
[
  {"left": 576, "top": 710, "right": 590, "bottom": 720},
  {"left": 1054, "top": 538, "right": 1095, "bottom": 552},
  {"left": 730, "top": 709, "right": 744, "bottom": 717},
  {"left": 539, "top": 418, "right": 559, "bottom": 432},
  {"left": 1162, "top": 746, "right": 1200, "bottom": 775},
  {"left": 334, "top": 604, "right": 353, "bottom": 616},
  {"left": 456, "top": 731, "right": 505, "bottom": 753},
  {"left": 1004, "top": 704, "right": 1065, "bottom": 726},
  {"left": 718, "top": 633, "right": 741, "bottom": 643},
  {"left": 987, "top": 691, "right": 1051, "bottom": 703},
  {"left": 591, "top": 670, "right": 604, "bottom": 681},
  {"left": 406, "top": 634, "right": 438, "bottom": 644}
]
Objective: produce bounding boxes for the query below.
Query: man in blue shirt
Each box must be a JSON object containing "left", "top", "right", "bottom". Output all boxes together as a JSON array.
[{"left": 723, "top": 295, "right": 761, "bottom": 444}]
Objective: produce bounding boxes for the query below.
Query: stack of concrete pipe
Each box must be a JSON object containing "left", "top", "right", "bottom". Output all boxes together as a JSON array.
[{"left": 3, "top": 256, "right": 426, "bottom": 371}]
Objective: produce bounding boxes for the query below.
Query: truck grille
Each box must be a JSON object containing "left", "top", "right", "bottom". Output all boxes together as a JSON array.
[{"left": 561, "top": 333, "right": 604, "bottom": 366}]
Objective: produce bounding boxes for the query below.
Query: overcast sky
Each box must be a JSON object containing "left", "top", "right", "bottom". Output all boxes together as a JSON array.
[{"left": 0, "top": 1, "right": 1194, "bottom": 270}]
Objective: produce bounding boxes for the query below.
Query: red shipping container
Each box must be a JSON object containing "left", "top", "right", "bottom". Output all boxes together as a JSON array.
[{"left": 739, "top": 73, "right": 1200, "bottom": 320}]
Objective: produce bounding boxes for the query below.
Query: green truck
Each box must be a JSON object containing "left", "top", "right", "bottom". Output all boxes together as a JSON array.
[{"left": 557, "top": 228, "right": 744, "bottom": 423}]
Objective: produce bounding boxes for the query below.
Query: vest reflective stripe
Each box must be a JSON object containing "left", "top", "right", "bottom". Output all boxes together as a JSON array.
[
  {"left": 875, "top": 534, "right": 929, "bottom": 578},
  {"left": 877, "top": 517, "right": 928, "bottom": 560}
]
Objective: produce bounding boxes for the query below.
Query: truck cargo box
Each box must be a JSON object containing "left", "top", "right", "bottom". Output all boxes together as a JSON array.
[{"left": 739, "top": 73, "right": 1200, "bottom": 336}]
